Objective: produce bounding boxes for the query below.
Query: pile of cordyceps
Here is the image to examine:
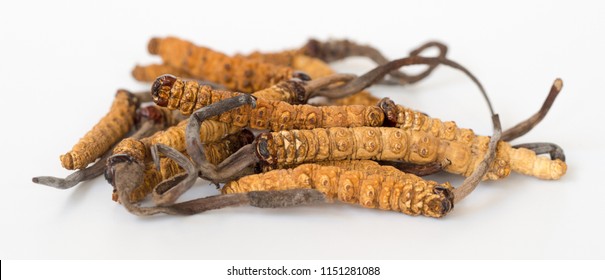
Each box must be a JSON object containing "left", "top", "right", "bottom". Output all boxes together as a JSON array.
[{"left": 33, "top": 37, "right": 567, "bottom": 218}]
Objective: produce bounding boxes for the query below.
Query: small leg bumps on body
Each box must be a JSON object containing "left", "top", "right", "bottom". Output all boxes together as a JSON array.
[{"left": 35, "top": 35, "right": 568, "bottom": 219}]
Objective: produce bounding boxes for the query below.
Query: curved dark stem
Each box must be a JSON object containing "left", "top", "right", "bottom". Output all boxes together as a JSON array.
[
  {"left": 501, "top": 79, "right": 563, "bottom": 142},
  {"left": 32, "top": 152, "right": 110, "bottom": 189},
  {"left": 453, "top": 115, "right": 502, "bottom": 204},
  {"left": 109, "top": 154, "right": 251, "bottom": 216},
  {"left": 381, "top": 41, "right": 449, "bottom": 85},
  {"left": 321, "top": 56, "right": 495, "bottom": 116},
  {"left": 513, "top": 142, "right": 566, "bottom": 162},
  {"left": 184, "top": 95, "right": 260, "bottom": 185},
  {"left": 185, "top": 95, "right": 257, "bottom": 167},
  {"left": 115, "top": 188, "right": 326, "bottom": 216},
  {"left": 169, "top": 189, "right": 326, "bottom": 215},
  {"left": 302, "top": 39, "right": 447, "bottom": 86},
  {"left": 304, "top": 73, "right": 357, "bottom": 100},
  {"left": 150, "top": 144, "right": 200, "bottom": 206},
  {"left": 203, "top": 144, "right": 260, "bottom": 183},
  {"left": 112, "top": 161, "right": 184, "bottom": 216}
]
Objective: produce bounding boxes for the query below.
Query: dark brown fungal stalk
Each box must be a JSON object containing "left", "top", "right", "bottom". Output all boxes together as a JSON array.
[
  {"left": 501, "top": 79, "right": 563, "bottom": 142},
  {"left": 301, "top": 39, "right": 448, "bottom": 86},
  {"left": 113, "top": 129, "right": 255, "bottom": 203},
  {"left": 116, "top": 167, "right": 325, "bottom": 217},
  {"left": 512, "top": 142, "right": 566, "bottom": 162}
]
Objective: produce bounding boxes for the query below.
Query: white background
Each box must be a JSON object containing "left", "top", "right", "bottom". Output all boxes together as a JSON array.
[{"left": 1, "top": 0, "right": 603, "bottom": 259}]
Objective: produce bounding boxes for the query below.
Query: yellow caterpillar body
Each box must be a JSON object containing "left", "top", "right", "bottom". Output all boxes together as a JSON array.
[
  {"left": 224, "top": 160, "right": 454, "bottom": 218},
  {"left": 152, "top": 76, "right": 385, "bottom": 131},
  {"left": 60, "top": 90, "right": 137, "bottom": 170}
]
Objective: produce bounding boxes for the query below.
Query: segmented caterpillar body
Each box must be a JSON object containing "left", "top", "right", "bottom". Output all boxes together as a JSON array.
[
  {"left": 256, "top": 126, "right": 565, "bottom": 180},
  {"left": 152, "top": 75, "right": 385, "bottom": 130},
  {"left": 60, "top": 90, "right": 138, "bottom": 170},
  {"left": 223, "top": 160, "right": 454, "bottom": 218},
  {"left": 112, "top": 119, "right": 241, "bottom": 164},
  {"left": 381, "top": 100, "right": 567, "bottom": 180},
  {"left": 145, "top": 37, "right": 379, "bottom": 106},
  {"left": 148, "top": 37, "right": 293, "bottom": 93}
]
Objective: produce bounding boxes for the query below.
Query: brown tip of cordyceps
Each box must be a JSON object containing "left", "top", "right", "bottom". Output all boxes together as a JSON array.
[
  {"left": 255, "top": 133, "right": 274, "bottom": 165},
  {"left": 554, "top": 78, "right": 563, "bottom": 91},
  {"left": 147, "top": 37, "right": 161, "bottom": 54},
  {"left": 151, "top": 74, "right": 176, "bottom": 107},
  {"left": 377, "top": 98, "right": 398, "bottom": 127},
  {"left": 431, "top": 185, "right": 454, "bottom": 218},
  {"left": 104, "top": 154, "right": 136, "bottom": 186},
  {"left": 60, "top": 153, "right": 75, "bottom": 170}
]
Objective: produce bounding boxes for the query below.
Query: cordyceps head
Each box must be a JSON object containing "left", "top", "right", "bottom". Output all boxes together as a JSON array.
[
  {"left": 377, "top": 98, "right": 398, "bottom": 127},
  {"left": 255, "top": 133, "right": 274, "bottom": 166},
  {"left": 425, "top": 185, "right": 455, "bottom": 218},
  {"left": 151, "top": 74, "right": 177, "bottom": 107}
]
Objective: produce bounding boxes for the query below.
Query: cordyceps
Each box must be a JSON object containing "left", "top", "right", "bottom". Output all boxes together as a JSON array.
[
  {"left": 59, "top": 90, "right": 139, "bottom": 170},
  {"left": 33, "top": 105, "right": 179, "bottom": 189},
  {"left": 105, "top": 112, "right": 252, "bottom": 206},
  {"left": 147, "top": 36, "right": 310, "bottom": 93},
  {"left": 151, "top": 73, "right": 337, "bottom": 107},
  {"left": 306, "top": 54, "right": 568, "bottom": 180},
  {"left": 256, "top": 126, "right": 565, "bottom": 180},
  {"left": 111, "top": 129, "right": 254, "bottom": 204},
  {"left": 109, "top": 110, "right": 501, "bottom": 217},
  {"left": 105, "top": 118, "right": 242, "bottom": 195},
  {"left": 377, "top": 97, "right": 567, "bottom": 180},
  {"left": 151, "top": 74, "right": 384, "bottom": 131},
  {"left": 223, "top": 160, "right": 454, "bottom": 218}
]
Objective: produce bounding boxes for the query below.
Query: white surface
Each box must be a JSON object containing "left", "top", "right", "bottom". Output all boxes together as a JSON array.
[{"left": 1, "top": 0, "right": 603, "bottom": 259}]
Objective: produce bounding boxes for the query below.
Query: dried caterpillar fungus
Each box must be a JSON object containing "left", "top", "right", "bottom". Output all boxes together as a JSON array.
[
  {"left": 148, "top": 37, "right": 294, "bottom": 93},
  {"left": 112, "top": 130, "right": 253, "bottom": 203},
  {"left": 60, "top": 90, "right": 138, "bottom": 170},
  {"left": 223, "top": 160, "right": 454, "bottom": 218},
  {"left": 256, "top": 126, "right": 565, "bottom": 180},
  {"left": 152, "top": 75, "right": 385, "bottom": 130}
]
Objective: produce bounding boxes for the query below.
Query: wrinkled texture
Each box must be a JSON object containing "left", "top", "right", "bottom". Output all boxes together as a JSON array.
[
  {"left": 148, "top": 37, "right": 293, "bottom": 93},
  {"left": 224, "top": 160, "right": 454, "bottom": 218},
  {"left": 60, "top": 90, "right": 137, "bottom": 170}
]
